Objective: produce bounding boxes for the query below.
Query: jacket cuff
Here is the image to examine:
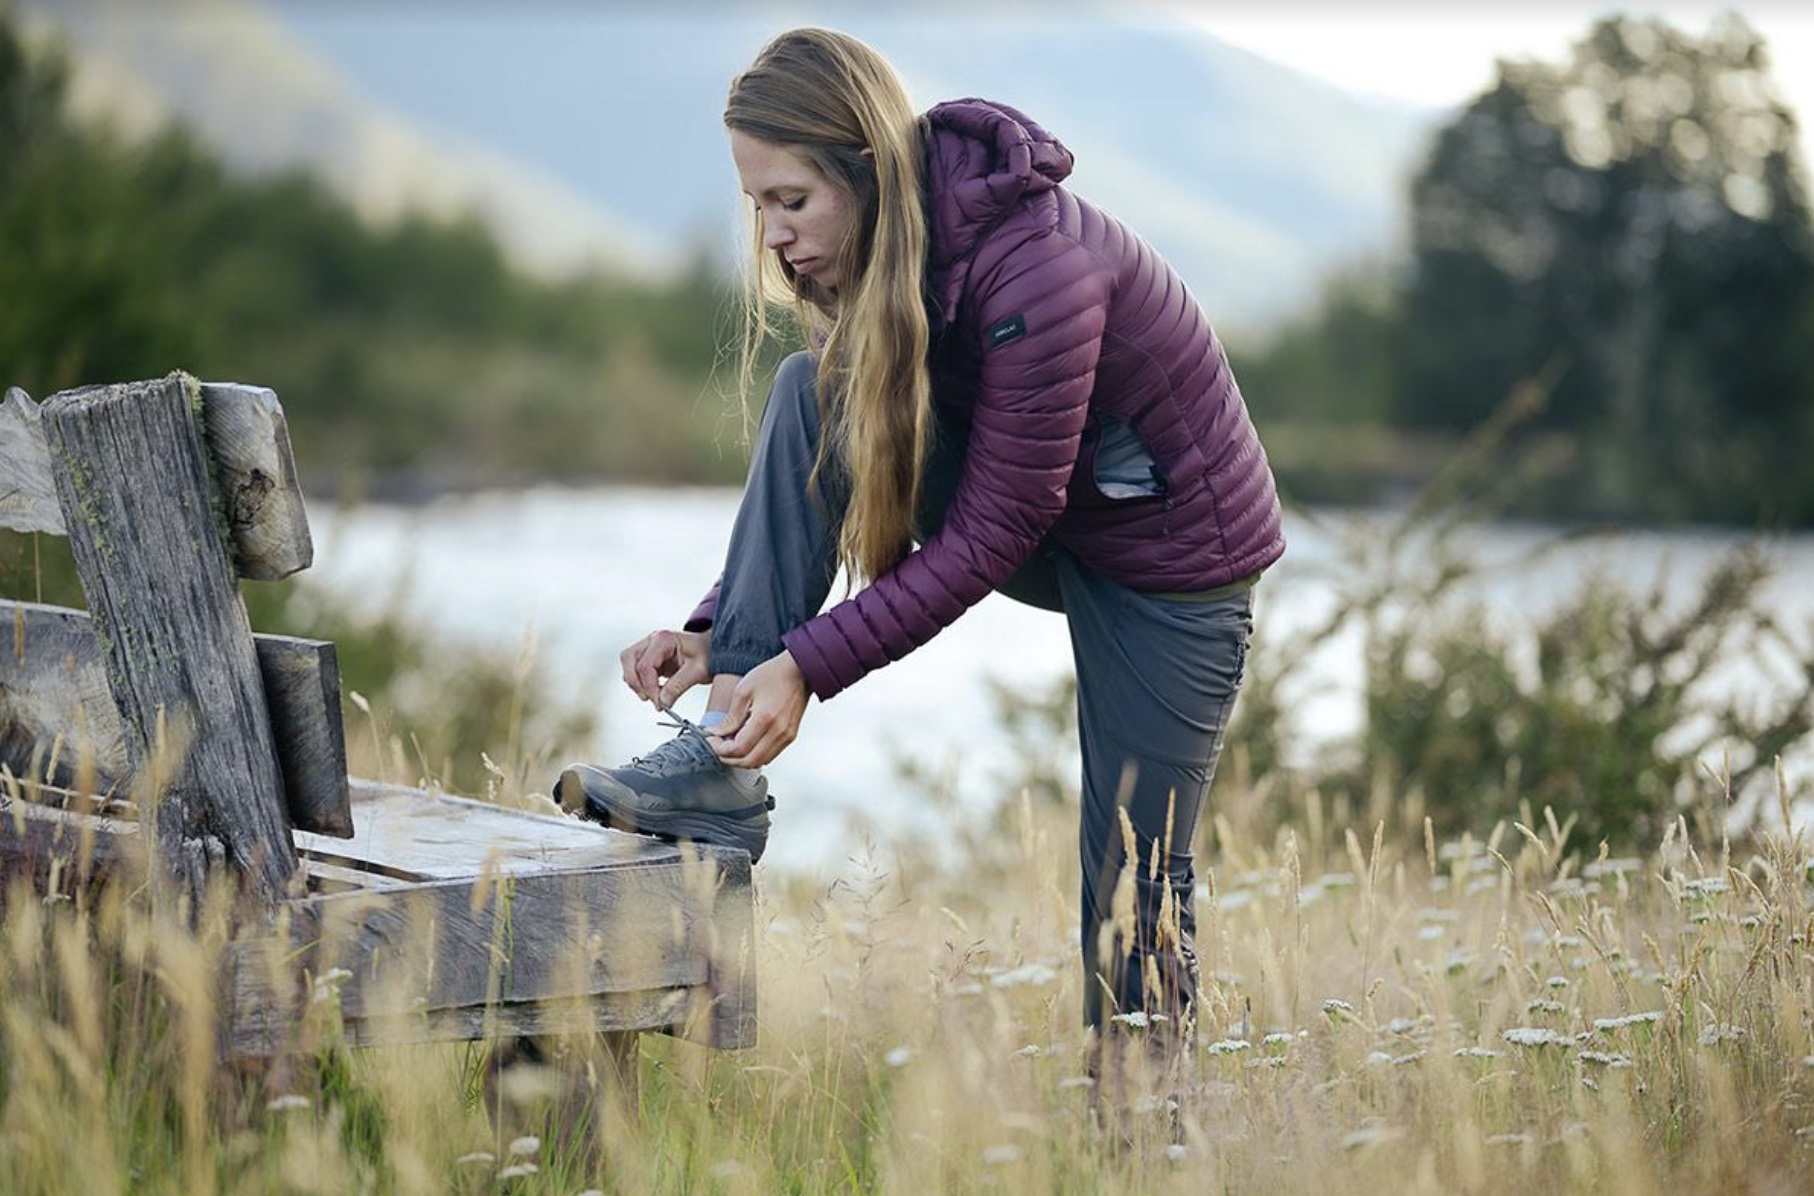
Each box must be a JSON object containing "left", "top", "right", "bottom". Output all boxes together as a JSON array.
[{"left": 781, "top": 624, "right": 849, "bottom": 702}]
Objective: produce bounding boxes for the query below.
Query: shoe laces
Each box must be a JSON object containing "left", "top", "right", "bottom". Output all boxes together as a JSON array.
[{"left": 626, "top": 711, "right": 723, "bottom": 777}]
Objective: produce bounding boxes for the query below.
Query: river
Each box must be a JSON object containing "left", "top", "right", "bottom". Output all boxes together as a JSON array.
[{"left": 303, "top": 487, "right": 1814, "bottom": 874}]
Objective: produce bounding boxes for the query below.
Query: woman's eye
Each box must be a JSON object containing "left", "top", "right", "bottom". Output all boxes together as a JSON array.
[{"left": 781, "top": 197, "right": 806, "bottom": 212}]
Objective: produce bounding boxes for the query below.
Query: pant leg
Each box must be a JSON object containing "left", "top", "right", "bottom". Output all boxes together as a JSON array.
[
  {"left": 707, "top": 351, "right": 848, "bottom": 677},
  {"left": 1059, "top": 554, "right": 1253, "bottom": 1031}
]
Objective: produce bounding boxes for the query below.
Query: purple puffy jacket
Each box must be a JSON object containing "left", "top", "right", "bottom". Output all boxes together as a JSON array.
[{"left": 699, "top": 98, "right": 1285, "bottom": 700}]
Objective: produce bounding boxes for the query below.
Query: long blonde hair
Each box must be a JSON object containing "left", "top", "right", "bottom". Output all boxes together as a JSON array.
[{"left": 725, "top": 28, "right": 932, "bottom": 584}]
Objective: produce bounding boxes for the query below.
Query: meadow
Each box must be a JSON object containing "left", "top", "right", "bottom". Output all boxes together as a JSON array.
[
  {"left": 5, "top": 498, "right": 1814, "bottom": 1194},
  {"left": 3, "top": 760, "right": 1811, "bottom": 1195}
]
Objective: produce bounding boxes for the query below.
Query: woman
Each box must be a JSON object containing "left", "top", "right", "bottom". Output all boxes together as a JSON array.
[{"left": 558, "top": 27, "right": 1283, "bottom": 1043}]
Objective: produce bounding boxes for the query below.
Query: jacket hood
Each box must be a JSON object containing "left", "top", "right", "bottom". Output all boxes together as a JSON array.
[{"left": 923, "top": 98, "right": 1073, "bottom": 278}]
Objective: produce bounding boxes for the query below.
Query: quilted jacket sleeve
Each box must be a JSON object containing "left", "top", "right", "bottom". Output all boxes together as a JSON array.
[{"left": 781, "top": 228, "right": 1113, "bottom": 699}]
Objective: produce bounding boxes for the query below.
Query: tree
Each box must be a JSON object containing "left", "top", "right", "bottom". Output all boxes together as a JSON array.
[{"left": 1401, "top": 14, "right": 1814, "bottom": 524}]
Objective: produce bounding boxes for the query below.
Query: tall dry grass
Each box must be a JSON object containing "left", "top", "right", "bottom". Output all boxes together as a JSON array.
[{"left": 4, "top": 765, "right": 1812, "bottom": 1194}]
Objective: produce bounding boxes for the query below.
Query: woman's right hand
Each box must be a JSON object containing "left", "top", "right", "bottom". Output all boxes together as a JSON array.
[{"left": 619, "top": 629, "right": 711, "bottom": 710}]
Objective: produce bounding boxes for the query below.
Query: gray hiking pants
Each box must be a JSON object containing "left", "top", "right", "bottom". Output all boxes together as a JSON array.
[{"left": 710, "top": 351, "right": 1253, "bottom": 1030}]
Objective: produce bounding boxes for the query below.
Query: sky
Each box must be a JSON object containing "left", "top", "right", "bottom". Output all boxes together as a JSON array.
[{"left": 1193, "top": 3, "right": 1814, "bottom": 157}]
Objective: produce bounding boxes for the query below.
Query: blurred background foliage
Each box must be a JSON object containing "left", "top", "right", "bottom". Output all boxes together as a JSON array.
[
  {"left": 3, "top": 8, "right": 1813, "bottom": 819},
  {"left": 3, "top": 10, "right": 1810, "bottom": 523}
]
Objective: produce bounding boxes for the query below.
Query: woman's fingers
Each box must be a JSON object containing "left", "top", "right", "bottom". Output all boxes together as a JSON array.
[
  {"left": 619, "top": 629, "right": 709, "bottom": 705},
  {"left": 710, "top": 651, "right": 806, "bottom": 768}
]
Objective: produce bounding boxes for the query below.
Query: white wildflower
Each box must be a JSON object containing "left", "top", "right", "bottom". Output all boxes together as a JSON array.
[
  {"left": 453, "top": 1152, "right": 495, "bottom": 1167},
  {"left": 1322, "top": 999, "right": 1356, "bottom": 1021},
  {"left": 1166, "top": 1144, "right": 1190, "bottom": 1162},
  {"left": 309, "top": 967, "right": 354, "bottom": 1005},
  {"left": 1592, "top": 1011, "right": 1663, "bottom": 1032},
  {"left": 1418, "top": 925, "right": 1445, "bottom": 941},
  {"left": 1014, "top": 1044, "right": 1042, "bottom": 1058},
  {"left": 1365, "top": 1051, "right": 1395, "bottom": 1067},
  {"left": 1698, "top": 1024, "right": 1745, "bottom": 1046},
  {"left": 1546, "top": 976, "right": 1570, "bottom": 989},
  {"left": 707, "top": 1162, "right": 744, "bottom": 1180},
  {"left": 1526, "top": 999, "right": 1566, "bottom": 1015},
  {"left": 1578, "top": 1051, "right": 1634, "bottom": 1068},
  {"left": 884, "top": 1046, "right": 914, "bottom": 1068},
  {"left": 1503, "top": 1027, "right": 1569, "bottom": 1047},
  {"left": 1058, "top": 1076, "right": 1095, "bottom": 1091},
  {"left": 265, "top": 1094, "right": 311, "bottom": 1112},
  {"left": 1454, "top": 1047, "right": 1501, "bottom": 1059},
  {"left": 1205, "top": 1038, "right": 1252, "bottom": 1056},
  {"left": 1261, "top": 1032, "right": 1297, "bottom": 1049},
  {"left": 1111, "top": 1011, "right": 1166, "bottom": 1029},
  {"left": 1680, "top": 876, "right": 1729, "bottom": 897},
  {"left": 1392, "top": 1051, "right": 1427, "bottom": 1066},
  {"left": 1487, "top": 1133, "right": 1535, "bottom": 1146},
  {"left": 506, "top": 1136, "right": 539, "bottom": 1158},
  {"left": 981, "top": 1145, "right": 1023, "bottom": 1167},
  {"left": 496, "top": 1162, "right": 538, "bottom": 1180}
]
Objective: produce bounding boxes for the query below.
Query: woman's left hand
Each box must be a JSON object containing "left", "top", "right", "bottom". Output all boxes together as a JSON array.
[{"left": 710, "top": 650, "right": 809, "bottom": 769}]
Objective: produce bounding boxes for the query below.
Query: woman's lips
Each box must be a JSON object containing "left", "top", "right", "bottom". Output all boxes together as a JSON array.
[{"left": 790, "top": 257, "right": 818, "bottom": 275}]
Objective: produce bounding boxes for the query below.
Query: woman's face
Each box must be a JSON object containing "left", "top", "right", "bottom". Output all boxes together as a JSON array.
[{"left": 731, "top": 130, "right": 859, "bottom": 294}]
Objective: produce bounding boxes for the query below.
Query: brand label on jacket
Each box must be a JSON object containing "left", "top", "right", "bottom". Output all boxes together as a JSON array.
[{"left": 986, "top": 313, "right": 1027, "bottom": 348}]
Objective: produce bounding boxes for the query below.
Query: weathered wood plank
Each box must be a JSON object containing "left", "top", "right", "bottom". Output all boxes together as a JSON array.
[
  {"left": 0, "top": 378, "right": 313, "bottom": 580},
  {"left": 229, "top": 989, "right": 690, "bottom": 1059},
  {"left": 196, "top": 382, "right": 312, "bottom": 581},
  {"left": 0, "top": 600, "right": 353, "bottom": 837},
  {"left": 0, "top": 790, "right": 139, "bottom": 896},
  {"left": 254, "top": 632, "right": 351, "bottom": 836},
  {"left": 297, "top": 780, "right": 692, "bottom": 878},
  {"left": 0, "top": 388, "right": 60, "bottom": 535},
  {"left": 227, "top": 861, "right": 717, "bottom": 1053},
  {"left": 44, "top": 376, "right": 296, "bottom": 904}
]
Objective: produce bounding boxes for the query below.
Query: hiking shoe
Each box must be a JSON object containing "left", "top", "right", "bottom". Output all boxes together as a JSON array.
[{"left": 559, "top": 715, "right": 773, "bottom": 863}]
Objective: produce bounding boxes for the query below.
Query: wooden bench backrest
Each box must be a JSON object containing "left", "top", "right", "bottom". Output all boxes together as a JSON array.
[{"left": 0, "top": 376, "right": 351, "bottom": 903}]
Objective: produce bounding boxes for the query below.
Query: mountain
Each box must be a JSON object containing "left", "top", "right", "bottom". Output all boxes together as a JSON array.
[
  {"left": 13, "top": 0, "right": 668, "bottom": 280},
  {"left": 17, "top": 0, "right": 1438, "bottom": 334}
]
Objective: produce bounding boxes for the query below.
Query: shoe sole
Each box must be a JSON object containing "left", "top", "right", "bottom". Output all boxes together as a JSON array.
[{"left": 558, "top": 767, "right": 770, "bottom": 864}]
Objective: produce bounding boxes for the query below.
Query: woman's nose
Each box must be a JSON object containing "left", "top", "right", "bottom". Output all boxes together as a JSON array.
[{"left": 764, "top": 218, "right": 793, "bottom": 250}]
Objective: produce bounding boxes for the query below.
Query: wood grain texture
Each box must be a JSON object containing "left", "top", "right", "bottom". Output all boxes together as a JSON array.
[
  {"left": 0, "top": 601, "right": 352, "bottom": 836},
  {"left": 0, "top": 388, "right": 60, "bottom": 535},
  {"left": 43, "top": 376, "right": 296, "bottom": 904},
  {"left": 1, "top": 379, "right": 313, "bottom": 580},
  {"left": 227, "top": 861, "right": 714, "bottom": 1055},
  {"left": 0, "top": 791, "right": 140, "bottom": 896},
  {"left": 231, "top": 785, "right": 759, "bottom": 1055},
  {"left": 298, "top": 780, "right": 710, "bottom": 877},
  {"left": 0, "top": 601, "right": 129, "bottom": 791},
  {"left": 253, "top": 633, "right": 351, "bottom": 836},
  {"left": 196, "top": 382, "right": 312, "bottom": 581}
]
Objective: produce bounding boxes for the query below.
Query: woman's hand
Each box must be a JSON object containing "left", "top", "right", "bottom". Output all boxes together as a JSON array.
[
  {"left": 710, "top": 650, "right": 808, "bottom": 769},
  {"left": 619, "top": 629, "right": 711, "bottom": 711}
]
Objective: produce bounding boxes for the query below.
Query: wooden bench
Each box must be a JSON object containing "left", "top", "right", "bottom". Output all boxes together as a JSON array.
[{"left": 0, "top": 374, "right": 754, "bottom": 1080}]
